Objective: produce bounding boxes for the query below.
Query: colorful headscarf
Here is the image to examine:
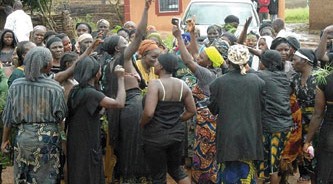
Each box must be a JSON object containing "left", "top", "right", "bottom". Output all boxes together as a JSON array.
[
  {"left": 211, "top": 38, "right": 230, "bottom": 60},
  {"left": 138, "top": 39, "right": 159, "bottom": 56},
  {"left": 227, "top": 45, "right": 250, "bottom": 75},
  {"left": 204, "top": 46, "right": 224, "bottom": 68},
  {"left": 146, "top": 32, "right": 163, "bottom": 45}
]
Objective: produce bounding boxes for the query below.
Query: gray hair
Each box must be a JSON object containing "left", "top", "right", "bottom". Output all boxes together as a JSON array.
[{"left": 24, "top": 47, "right": 52, "bottom": 81}]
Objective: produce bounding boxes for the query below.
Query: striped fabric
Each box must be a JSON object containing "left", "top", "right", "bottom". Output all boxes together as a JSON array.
[{"left": 2, "top": 75, "right": 67, "bottom": 127}]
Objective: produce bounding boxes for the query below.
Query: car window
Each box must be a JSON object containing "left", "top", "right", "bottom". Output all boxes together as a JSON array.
[{"left": 183, "top": 2, "right": 258, "bottom": 28}]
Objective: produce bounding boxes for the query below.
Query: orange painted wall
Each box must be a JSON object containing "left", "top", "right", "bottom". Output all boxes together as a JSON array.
[{"left": 127, "top": 0, "right": 191, "bottom": 32}]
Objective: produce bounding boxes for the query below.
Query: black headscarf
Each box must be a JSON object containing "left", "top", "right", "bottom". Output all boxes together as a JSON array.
[
  {"left": 46, "top": 36, "right": 62, "bottom": 49},
  {"left": 158, "top": 53, "right": 179, "bottom": 74},
  {"left": 74, "top": 56, "right": 100, "bottom": 87},
  {"left": 270, "top": 37, "right": 290, "bottom": 50},
  {"left": 75, "top": 22, "right": 92, "bottom": 34},
  {"left": 261, "top": 50, "right": 284, "bottom": 71}
]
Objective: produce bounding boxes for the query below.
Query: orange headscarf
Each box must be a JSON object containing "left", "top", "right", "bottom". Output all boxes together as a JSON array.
[{"left": 138, "top": 39, "right": 159, "bottom": 56}]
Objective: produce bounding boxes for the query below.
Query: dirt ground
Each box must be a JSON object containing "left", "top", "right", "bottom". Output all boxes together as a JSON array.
[{"left": 1, "top": 166, "right": 311, "bottom": 184}]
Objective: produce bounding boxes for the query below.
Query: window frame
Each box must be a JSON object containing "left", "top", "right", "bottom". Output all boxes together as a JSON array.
[{"left": 155, "top": 0, "right": 183, "bottom": 16}]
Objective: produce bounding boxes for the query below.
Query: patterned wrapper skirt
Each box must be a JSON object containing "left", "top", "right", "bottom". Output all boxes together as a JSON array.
[{"left": 14, "top": 123, "right": 60, "bottom": 184}]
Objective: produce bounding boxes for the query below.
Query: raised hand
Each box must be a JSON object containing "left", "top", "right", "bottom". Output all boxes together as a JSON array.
[
  {"left": 244, "top": 16, "right": 253, "bottom": 28},
  {"left": 114, "top": 65, "right": 125, "bottom": 78},
  {"left": 172, "top": 25, "right": 182, "bottom": 38},
  {"left": 186, "top": 18, "right": 196, "bottom": 33},
  {"left": 145, "top": 0, "right": 153, "bottom": 10}
]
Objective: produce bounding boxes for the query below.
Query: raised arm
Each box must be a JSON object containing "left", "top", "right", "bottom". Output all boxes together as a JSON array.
[
  {"left": 315, "top": 25, "right": 333, "bottom": 63},
  {"left": 123, "top": 0, "right": 152, "bottom": 72},
  {"left": 54, "top": 36, "right": 103, "bottom": 83},
  {"left": 186, "top": 19, "right": 199, "bottom": 58},
  {"left": 100, "top": 65, "right": 126, "bottom": 109},
  {"left": 248, "top": 46, "right": 263, "bottom": 57},
  {"left": 172, "top": 25, "right": 198, "bottom": 73},
  {"left": 237, "top": 16, "right": 253, "bottom": 44}
]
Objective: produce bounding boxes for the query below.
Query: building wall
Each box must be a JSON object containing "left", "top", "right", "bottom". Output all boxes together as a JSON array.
[
  {"left": 127, "top": 0, "right": 191, "bottom": 32},
  {"left": 309, "top": 0, "right": 333, "bottom": 30}
]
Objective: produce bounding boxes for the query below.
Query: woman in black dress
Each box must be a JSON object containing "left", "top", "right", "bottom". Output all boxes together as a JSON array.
[{"left": 66, "top": 56, "right": 126, "bottom": 184}]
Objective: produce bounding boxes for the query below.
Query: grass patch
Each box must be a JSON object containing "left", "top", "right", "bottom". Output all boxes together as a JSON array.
[{"left": 285, "top": 7, "right": 309, "bottom": 23}]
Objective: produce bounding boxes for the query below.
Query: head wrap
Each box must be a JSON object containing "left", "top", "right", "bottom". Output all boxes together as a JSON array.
[
  {"left": 207, "top": 24, "right": 223, "bottom": 36},
  {"left": 33, "top": 25, "right": 47, "bottom": 33},
  {"left": 138, "top": 39, "right": 159, "bottom": 56},
  {"left": 295, "top": 48, "right": 316, "bottom": 65},
  {"left": 97, "top": 19, "right": 110, "bottom": 27},
  {"left": 24, "top": 47, "right": 52, "bottom": 81},
  {"left": 75, "top": 33, "right": 93, "bottom": 53},
  {"left": 261, "top": 50, "right": 284, "bottom": 71},
  {"left": 102, "top": 35, "right": 120, "bottom": 55},
  {"left": 74, "top": 56, "right": 100, "bottom": 87},
  {"left": 181, "top": 32, "right": 191, "bottom": 45},
  {"left": 287, "top": 36, "right": 300, "bottom": 50},
  {"left": 46, "top": 36, "right": 62, "bottom": 49},
  {"left": 147, "top": 32, "right": 163, "bottom": 45},
  {"left": 158, "top": 53, "right": 179, "bottom": 74},
  {"left": 228, "top": 45, "right": 250, "bottom": 75},
  {"left": 123, "top": 21, "right": 136, "bottom": 29},
  {"left": 270, "top": 37, "right": 289, "bottom": 50},
  {"left": 204, "top": 46, "right": 224, "bottom": 68},
  {"left": 75, "top": 22, "right": 92, "bottom": 33},
  {"left": 257, "top": 36, "right": 274, "bottom": 50},
  {"left": 224, "top": 15, "right": 240, "bottom": 24},
  {"left": 211, "top": 38, "right": 230, "bottom": 60}
]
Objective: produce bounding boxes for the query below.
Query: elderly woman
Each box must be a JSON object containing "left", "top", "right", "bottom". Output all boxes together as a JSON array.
[
  {"left": 1, "top": 47, "right": 67, "bottom": 183},
  {"left": 136, "top": 39, "right": 161, "bottom": 84},
  {"left": 66, "top": 56, "right": 126, "bottom": 184},
  {"left": 31, "top": 25, "right": 47, "bottom": 47},
  {"left": 92, "top": 19, "right": 110, "bottom": 39},
  {"left": 173, "top": 24, "right": 224, "bottom": 183},
  {"left": 140, "top": 53, "right": 196, "bottom": 184},
  {"left": 75, "top": 33, "right": 93, "bottom": 55},
  {"left": 46, "top": 37, "right": 64, "bottom": 74}
]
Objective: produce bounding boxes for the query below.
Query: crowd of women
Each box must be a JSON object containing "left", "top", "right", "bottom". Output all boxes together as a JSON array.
[{"left": 0, "top": 0, "right": 333, "bottom": 183}]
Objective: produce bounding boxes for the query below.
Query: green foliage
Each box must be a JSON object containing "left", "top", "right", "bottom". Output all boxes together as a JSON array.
[
  {"left": 73, "top": 14, "right": 97, "bottom": 31},
  {"left": 163, "top": 34, "right": 175, "bottom": 51},
  {"left": 313, "top": 65, "right": 333, "bottom": 85},
  {"left": 285, "top": 7, "right": 309, "bottom": 23},
  {"left": 23, "top": 0, "right": 52, "bottom": 13}
]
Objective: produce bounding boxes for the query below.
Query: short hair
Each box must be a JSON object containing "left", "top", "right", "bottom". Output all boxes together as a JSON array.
[
  {"left": 272, "top": 18, "right": 285, "bottom": 32},
  {"left": 60, "top": 52, "right": 78, "bottom": 71},
  {"left": 13, "top": 1, "right": 23, "bottom": 10}
]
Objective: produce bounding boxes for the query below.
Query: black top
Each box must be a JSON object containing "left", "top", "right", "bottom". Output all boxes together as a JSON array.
[
  {"left": 142, "top": 100, "right": 185, "bottom": 145},
  {"left": 257, "top": 70, "right": 293, "bottom": 133},
  {"left": 268, "top": 0, "right": 278, "bottom": 14},
  {"left": 209, "top": 70, "right": 265, "bottom": 162},
  {"left": 66, "top": 87, "right": 106, "bottom": 184}
]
